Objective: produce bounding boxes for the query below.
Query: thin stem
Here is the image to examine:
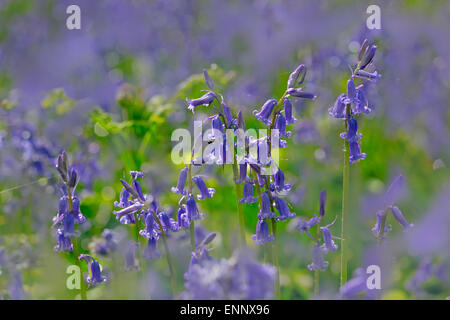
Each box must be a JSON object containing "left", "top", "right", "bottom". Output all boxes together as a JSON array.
[
  {"left": 67, "top": 187, "right": 87, "bottom": 300},
  {"left": 232, "top": 162, "right": 247, "bottom": 247},
  {"left": 340, "top": 105, "right": 351, "bottom": 287},
  {"left": 314, "top": 216, "right": 322, "bottom": 296},
  {"left": 150, "top": 210, "right": 177, "bottom": 298},
  {"left": 187, "top": 165, "right": 196, "bottom": 251}
]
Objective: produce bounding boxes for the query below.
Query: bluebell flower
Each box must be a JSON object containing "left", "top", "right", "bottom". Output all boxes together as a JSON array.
[
  {"left": 130, "top": 171, "right": 144, "bottom": 179},
  {"left": 54, "top": 228, "right": 73, "bottom": 252},
  {"left": 284, "top": 98, "right": 297, "bottom": 125},
  {"left": 140, "top": 211, "right": 158, "bottom": 239},
  {"left": 355, "top": 69, "right": 380, "bottom": 80},
  {"left": 235, "top": 162, "right": 249, "bottom": 184},
  {"left": 287, "top": 64, "right": 306, "bottom": 89},
  {"left": 63, "top": 212, "right": 79, "bottom": 238},
  {"left": 79, "top": 254, "right": 106, "bottom": 286},
  {"left": 120, "top": 179, "right": 140, "bottom": 200},
  {"left": 124, "top": 242, "right": 139, "bottom": 270},
  {"left": 9, "top": 272, "right": 28, "bottom": 300},
  {"left": 340, "top": 117, "right": 361, "bottom": 142},
  {"left": 275, "top": 197, "right": 296, "bottom": 221},
  {"left": 186, "top": 195, "right": 205, "bottom": 221},
  {"left": 371, "top": 210, "right": 392, "bottom": 237},
  {"left": 208, "top": 115, "right": 224, "bottom": 140},
  {"left": 390, "top": 205, "right": 414, "bottom": 230},
  {"left": 176, "top": 205, "right": 190, "bottom": 229},
  {"left": 113, "top": 202, "right": 143, "bottom": 223},
  {"left": 257, "top": 192, "right": 275, "bottom": 220},
  {"left": 114, "top": 188, "right": 130, "bottom": 208},
  {"left": 286, "top": 88, "right": 316, "bottom": 100},
  {"left": 353, "top": 86, "right": 372, "bottom": 114},
  {"left": 339, "top": 268, "right": 367, "bottom": 299},
  {"left": 328, "top": 94, "right": 347, "bottom": 118},
  {"left": 56, "top": 151, "right": 69, "bottom": 182},
  {"left": 253, "top": 99, "right": 277, "bottom": 126},
  {"left": 159, "top": 211, "right": 179, "bottom": 233},
  {"left": 239, "top": 182, "right": 258, "bottom": 204},
  {"left": 171, "top": 167, "right": 188, "bottom": 195},
  {"left": 320, "top": 227, "right": 338, "bottom": 253},
  {"left": 72, "top": 196, "right": 87, "bottom": 224},
  {"left": 186, "top": 91, "right": 216, "bottom": 114},
  {"left": 348, "top": 140, "right": 367, "bottom": 164},
  {"left": 346, "top": 78, "right": 357, "bottom": 104},
  {"left": 143, "top": 236, "right": 162, "bottom": 260},
  {"left": 296, "top": 215, "right": 320, "bottom": 237},
  {"left": 251, "top": 220, "right": 274, "bottom": 244},
  {"left": 307, "top": 241, "right": 329, "bottom": 271},
  {"left": 192, "top": 176, "right": 215, "bottom": 200},
  {"left": 274, "top": 112, "right": 290, "bottom": 138},
  {"left": 273, "top": 168, "right": 292, "bottom": 193},
  {"left": 360, "top": 45, "right": 377, "bottom": 69},
  {"left": 133, "top": 179, "right": 146, "bottom": 202}
]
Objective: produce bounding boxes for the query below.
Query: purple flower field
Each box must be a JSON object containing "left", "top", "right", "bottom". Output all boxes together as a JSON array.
[{"left": 0, "top": 1, "right": 449, "bottom": 301}]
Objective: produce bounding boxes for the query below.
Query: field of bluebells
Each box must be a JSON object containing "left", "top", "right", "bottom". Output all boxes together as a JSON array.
[{"left": 1, "top": 0, "right": 450, "bottom": 301}]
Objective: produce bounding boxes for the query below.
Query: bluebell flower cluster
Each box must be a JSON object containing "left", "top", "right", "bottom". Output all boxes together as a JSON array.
[
  {"left": 181, "top": 233, "right": 276, "bottom": 300},
  {"left": 371, "top": 175, "right": 413, "bottom": 240},
  {"left": 295, "top": 190, "right": 340, "bottom": 271},
  {"left": 52, "top": 151, "right": 86, "bottom": 252},
  {"left": 328, "top": 39, "right": 381, "bottom": 164}
]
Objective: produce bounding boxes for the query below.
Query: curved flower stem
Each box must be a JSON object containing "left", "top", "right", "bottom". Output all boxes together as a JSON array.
[
  {"left": 187, "top": 165, "right": 196, "bottom": 251},
  {"left": 67, "top": 187, "right": 87, "bottom": 300},
  {"left": 150, "top": 210, "right": 177, "bottom": 298},
  {"left": 314, "top": 219, "right": 322, "bottom": 296},
  {"left": 340, "top": 105, "right": 351, "bottom": 287}
]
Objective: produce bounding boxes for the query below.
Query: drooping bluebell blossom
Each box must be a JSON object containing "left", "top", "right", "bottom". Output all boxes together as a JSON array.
[
  {"left": 159, "top": 211, "right": 179, "bottom": 233},
  {"left": 90, "top": 229, "right": 118, "bottom": 257},
  {"left": 253, "top": 99, "right": 277, "bottom": 126},
  {"left": 120, "top": 179, "right": 140, "bottom": 200},
  {"left": 192, "top": 176, "right": 215, "bottom": 200},
  {"left": 274, "top": 197, "right": 296, "bottom": 221},
  {"left": 307, "top": 241, "right": 329, "bottom": 271},
  {"left": 390, "top": 206, "right": 414, "bottom": 230},
  {"left": 239, "top": 182, "right": 258, "bottom": 204},
  {"left": 340, "top": 117, "right": 362, "bottom": 142},
  {"left": 186, "top": 91, "right": 216, "bottom": 114},
  {"left": 286, "top": 88, "right": 316, "bottom": 100},
  {"left": 114, "top": 188, "right": 130, "bottom": 208},
  {"left": 251, "top": 220, "right": 274, "bottom": 244},
  {"left": 79, "top": 254, "right": 106, "bottom": 286},
  {"left": 235, "top": 162, "right": 249, "bottom": 184},
  {"left": 140, "top": 212, "right": 158, "bottom": 239},
  {"left": 283, "top": 98, "right": 297, "bottom": 125},
  {"left": 9, "top": 272, "right": 28, "bottom": 300},
  {"left": 72, "top": 196, "right": 87, "bottom": 224},
  {"left": 296, "top": 215, "right": 320, "bottom": 238},
  {"left": 328, "top": 94, "right": 347, "bottom": 118},
  {"left": 63, "top": 212, "right": 79, "bottom": 238},
  {"left": 186, "top": 195, "right": 205, "bottom": 221},
  {"left": 355, "top": 69, "right": 380, "bottom": 80},
  {"left": 348, "top": 140, "right": 367, "bottom": 164},
  {"left": 257, "top": 191, "right": 275, "bottom": 220},
  {"left": 113, "top": 202, "right": 143, "bottom": 223},
  {"left": 124, "top": 241, "right": 139, "bottom": 270},
  {"left": 209, "top": 115, "right": 224, "bottom": 139},
  {"left": 142, "top": 236, "right": 162, "bottom": 260},
  {"left": 346, "top": 77, "right": 357, "bottom": 104},
  {"left": 339, "top": 268, "right": 367, "bottom": 299},
  {"left": 171, "top": 167, "right": 188, "bottom": 195},
  {"left": 54, "top": 228, "right": 73, "bottom": 252},
  {"left": 320, "top": 227, "right": 338, "bottom": 253},
  {"left": 273, "top": 168, "right": 292, "bottom": 193},
  {"left": 274, "top": 112, "right": 290, "bottom": 138},
  {"left": 176, "top": 205, "right": 190, "bottom": 229}
]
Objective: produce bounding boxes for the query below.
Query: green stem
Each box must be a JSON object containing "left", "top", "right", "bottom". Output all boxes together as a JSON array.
[
  {"left": 67, "top": 187, "right": 87, "bottom": 300},
  {"left": 150, "top": 210, "right": 177, "bottom": 298},
  {"left": 340, "top": 105, "right": 351, "bottom": 287},
  {"left": 232, "top": 162, "right": 247, "bottom": 247}
]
